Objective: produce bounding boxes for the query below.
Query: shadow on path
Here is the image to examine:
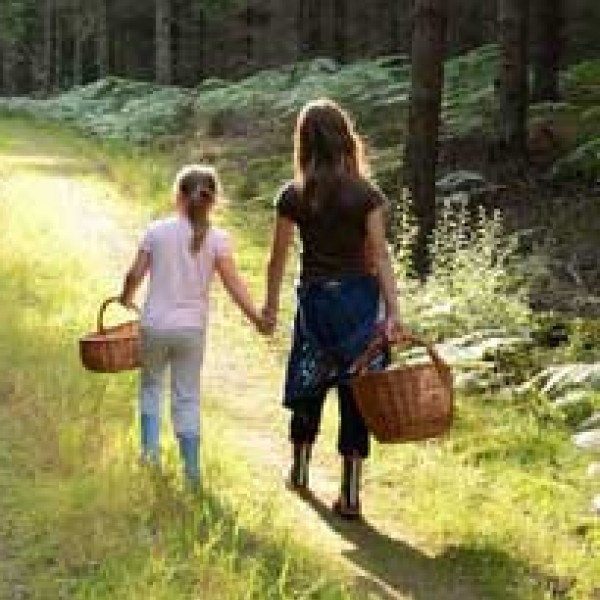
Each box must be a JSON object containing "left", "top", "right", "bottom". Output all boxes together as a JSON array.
[{"left": 301, "top": 492, "right": 525, "bottom": 600}]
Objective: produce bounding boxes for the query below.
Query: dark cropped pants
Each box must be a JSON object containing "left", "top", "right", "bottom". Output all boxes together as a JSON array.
[
  {"left": 283, "top": 275, "right": 387, "bottom": 459},
  {"left": 290, "top": 383, "right": 371, "bottom": 458}
]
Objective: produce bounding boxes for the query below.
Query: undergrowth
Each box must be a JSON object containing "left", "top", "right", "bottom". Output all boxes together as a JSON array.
[
  {"left": 0, "top": 46, "right": 599, "bottom": 597},
  {"left": 0, "top": 118, "right": 366, "bottom": 600}
]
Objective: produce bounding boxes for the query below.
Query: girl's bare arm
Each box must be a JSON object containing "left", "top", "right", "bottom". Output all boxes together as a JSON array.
[
  {"left": 366, "top": 206, "right": 407, "bottom": 339},
  {"left": 263, "top": 216, "right": 295, "bottom": 325},
  {"left": 216, "top": 253, "right": 262, "bottom": 328},
  {"left": 119, "top": 249, "right": 150, "bottom": 307}
]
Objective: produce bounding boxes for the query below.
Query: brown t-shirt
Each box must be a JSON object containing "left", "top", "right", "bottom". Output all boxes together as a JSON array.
[{"left": 275, "top": 176, "right": 387, "bottom": 281}]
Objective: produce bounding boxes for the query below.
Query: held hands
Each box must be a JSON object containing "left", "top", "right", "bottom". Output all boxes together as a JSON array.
[
  {"left": 258, "top": 306, "right": 277, "bottom": 336},
  {"left": 118, "top": 292, "right": 136, "bottom": 310},
  {"left": 382, "top": 315, "right": 412, "bottom": 345},
  {"left": 251, "top": 305, "right": 277, "bottom": 336}
]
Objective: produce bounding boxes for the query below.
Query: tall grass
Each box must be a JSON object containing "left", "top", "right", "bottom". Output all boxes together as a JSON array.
[
  {"left": 392, "top": 193, "right": 531, "bottom": 339},
  {"left": 2, "top": 114, "right": 599, "bottom": 600},
  {"left": 0, "top": 117, "right": 367, "bottom": 600}
]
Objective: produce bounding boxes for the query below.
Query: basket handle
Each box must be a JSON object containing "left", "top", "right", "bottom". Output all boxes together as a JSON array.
[
  {"left": 97, "top": 296, "right": 140, "bottom": 334},
  {"left": 351, "top": 332, "right": 452, "bottom": 389}
]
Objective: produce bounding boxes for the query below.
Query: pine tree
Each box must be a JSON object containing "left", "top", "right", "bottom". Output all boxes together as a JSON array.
[{"left": 405, "top": 0, "right": 448, "bottom": 278}]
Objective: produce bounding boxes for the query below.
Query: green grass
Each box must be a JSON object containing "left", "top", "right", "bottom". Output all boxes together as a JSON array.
[
  {"left": 367, "top": 391, "right": 598, "bottom": 599},
  {"left": 0, "top": 117, "right": 369, "bottom": 600},
  {"left": 1, "top": 95, "right": 599, "bottom": 600},
  {"left": 138, "top": 129, "right": 596, "bottom": 598}
]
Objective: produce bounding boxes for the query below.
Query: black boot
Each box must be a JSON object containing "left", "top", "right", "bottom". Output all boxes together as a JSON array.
[
  {"left": 333, "top": 454, "right": 362, "bottom": 519},
  {"left": 287, "top": 443, "right": 312, "bottom": 492}
]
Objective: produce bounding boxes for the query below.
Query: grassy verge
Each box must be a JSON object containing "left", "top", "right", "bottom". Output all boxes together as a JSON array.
[
  {"left": 1, "top": 114, "right": 599, "bottom": 600},
  {"left": 95, "top": 119, "right": 600, "bottom": 599},
  {"left": 0, "top": 116, "right": 369, "bottom": 600}
]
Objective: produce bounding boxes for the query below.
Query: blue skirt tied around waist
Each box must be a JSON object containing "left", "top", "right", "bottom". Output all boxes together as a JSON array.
[{"left": 283, "top": 274, "right": 389, "bottom": 409}]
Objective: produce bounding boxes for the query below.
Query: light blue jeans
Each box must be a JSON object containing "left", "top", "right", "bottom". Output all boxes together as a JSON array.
[{"left": 140, "top": 326, "right": 205, "bottom": 438}]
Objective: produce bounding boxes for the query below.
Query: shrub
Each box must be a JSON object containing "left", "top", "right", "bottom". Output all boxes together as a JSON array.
[{"left": 394, "top": 193, "right": 531, "bottom": 338}]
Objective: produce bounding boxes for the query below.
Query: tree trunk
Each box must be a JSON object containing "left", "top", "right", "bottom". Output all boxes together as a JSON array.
[
  {"left": 43, "top": 0, "right": 54, "bottom": 92},
  {"left": 497, "top": 0, "right": 529, "bottom": 155},
  {"left": 96, "top": 0, "right": 109, "bottom": 78},
  {"left": 174, "top": 0, "right": 205, "bottom": 85},
  {"left": 304, "top": 0, "right": 321, "bottom": 55},
  {"left": 1, "top": 42, "right": 17, "bottom": 96},
  {"left": 195, "top": 4, "right": 206, "bottom": 82},
  {"left": 73, "top": 0, "right": 84, "bottom": 86},
  {"left": 244, "top": 0, "right": 254, "bottom": 69},
  {"left": 74, "top": 29, "right": 83, "bottom": 85},
  {"left": 155, "top": 0, "right": 172, "bottom": 84},
  {"left": 388, "top": 0, "right": 402, "bottom": 54},
  {"left": 54, "top": 10, "right": 62, "bottom": 90},
  {"left": 531, "top": 0, "right": 562, "bottom": 102},
  {"left": 0, "top": 44, "right": 4, "bottom": 94},
  {"left": 333, "top": 0, "right": 347, "bottom": 62},
  {"left": 296, "top": 0, "right": 305, "bottom": 56},
  {"left": 405, "top": 0, "right": 447, "bottom": 279}
]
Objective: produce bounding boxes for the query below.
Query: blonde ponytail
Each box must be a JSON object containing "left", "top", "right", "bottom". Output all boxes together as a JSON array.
[
  {"left": 174, "top": 164, "right": 219, "bottom": 255},
  {"left": 188, "top": 195, "right": 210, "bottom": 254}
]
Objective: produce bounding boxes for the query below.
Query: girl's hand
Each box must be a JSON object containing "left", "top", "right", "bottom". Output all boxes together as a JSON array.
[
  {"left": 383, "top": 316, "right": 411, "bottom": 344},
  {"left": 258, "top": 306, "right": 277, "bottom": 336},
  {"left": 118, "top": 293, "right": 135, "bottom": 309},
  {"left": 119, "top": 250, "right": 150, "bottom": 311}
]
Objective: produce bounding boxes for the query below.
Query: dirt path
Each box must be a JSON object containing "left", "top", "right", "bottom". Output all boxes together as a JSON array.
[
  {"left": 201, "top": 327, "right": 480, "bottom": 600},
  {"left": 0, "top": 122, "right": 483, "bottom": 600}
]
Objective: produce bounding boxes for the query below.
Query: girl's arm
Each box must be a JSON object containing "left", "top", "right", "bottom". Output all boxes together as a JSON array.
[
  {"left": 263, "top": 216, "right": 295, "bottom": 328},
  {"left": 119, "top": 249, "right": 150, "bottom": 307},
  {"left": 366, "top": 206, "right": 408, "bottom": 340},
  {"left": 216, "top": 253, "right": 262, "bottom": 329}
]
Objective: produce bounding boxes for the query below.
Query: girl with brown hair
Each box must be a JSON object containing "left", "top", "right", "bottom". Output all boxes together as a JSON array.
[
  {"left": 119, "top": 164, "right": 267, "bottom": 489},
  {"left": 262, "top": 99, "right": 407, "bottom": 518}
]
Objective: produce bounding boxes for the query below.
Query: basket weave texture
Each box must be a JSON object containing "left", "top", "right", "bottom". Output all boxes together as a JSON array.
[
  {"left": 79, "top": 297, "right": 140, "bottom": 373},
  {"left": 350, "top": 335, "right": 453, "bottom": 443}
]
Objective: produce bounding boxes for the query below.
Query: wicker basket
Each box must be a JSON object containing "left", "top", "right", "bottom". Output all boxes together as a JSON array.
[
  {"left": 79, "top": 297, "right": 141, "bottom": 373},
  {"left": 350, "top": 334, "right": 453, "bottom": 443}
]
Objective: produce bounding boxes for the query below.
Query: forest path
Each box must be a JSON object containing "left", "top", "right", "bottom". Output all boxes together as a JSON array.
[{"left": 0, "top": 119, "right": 482, "bottom": 600}]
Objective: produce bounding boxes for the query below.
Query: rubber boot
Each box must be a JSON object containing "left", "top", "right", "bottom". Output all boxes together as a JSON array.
[
  {"left": 177, "top": 434, "right": 200, "bottom": 491},
  {"left": 333, "top": 454, "right": 362, "bottom": 519},
  {"left": 140, "top": 413, "right": 160, "bottom": 464},
  {"left": 287, "top": 443, "right": 312, "bottom": 493}
]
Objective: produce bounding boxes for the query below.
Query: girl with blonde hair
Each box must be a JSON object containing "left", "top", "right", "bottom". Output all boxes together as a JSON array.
[{"left": 120, "top": 164, "right": 266, "bottom": 488}]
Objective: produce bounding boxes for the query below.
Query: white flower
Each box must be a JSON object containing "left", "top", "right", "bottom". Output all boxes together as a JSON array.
[
  {"left": 573, "top": 429, "right": 600, "bottom": 452},
  {"left": 587, "top": 462, "right": 600, "bottom": 478}
]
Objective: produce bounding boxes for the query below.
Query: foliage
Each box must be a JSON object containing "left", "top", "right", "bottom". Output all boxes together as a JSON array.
[
  {"left": 0, "top": 46, "right": 499, "bottom": 147},
  {"left": 442, "top": 44, "right": 498, "bottom": 136},
  {"left": 1, "top": 77, "right": 195, "bottom": 144},
  {"left": 530, "top": 364, "right": 600, "bottom": 399},
  {"left": 0, "top": 45, "right": 594, "bottom": 185},
  {"left": 0, "top": 118, "right": 363, "bottom": 600},
  {"left": 562, "top": 59, "right": 600, "bottom": 98},
  {"left": 550, "top": 138, "right": 600, "bottom": 183},
  {"left": 394, "top": 194, "right": 532, "bottom": 339},
  {"left": 567, "top": 318, "right": 600, "bottom": 362},
  {"left": 0, "top": 0, "right": 36, "bottom": 42},
  {"left": 1, "top": 43, "right": 600, "bottom": 598},
  {"left": 3, "top": 104, "right": 600, "bottom": 600}
]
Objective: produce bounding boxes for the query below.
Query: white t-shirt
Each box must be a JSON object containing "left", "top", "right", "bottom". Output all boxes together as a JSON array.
[{"left": 139, "top": 215, "right": 231, "bottom": 329}]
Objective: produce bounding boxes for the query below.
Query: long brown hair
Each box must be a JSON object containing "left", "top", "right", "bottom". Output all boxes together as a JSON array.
[
  {"left": 174, "top": 164, "right": 219, "bottom": 254},
  {"left": 293, "top": 98, "right": 370, "bottom": 211}
]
